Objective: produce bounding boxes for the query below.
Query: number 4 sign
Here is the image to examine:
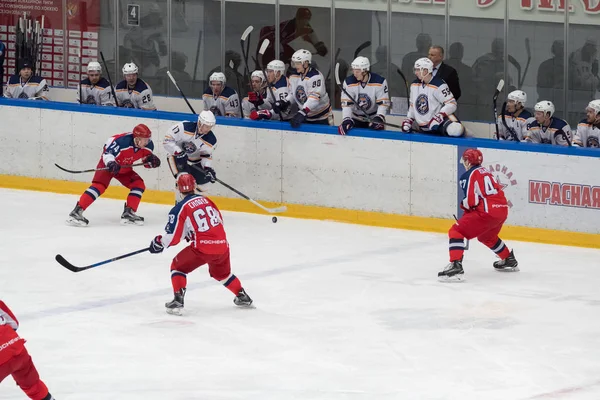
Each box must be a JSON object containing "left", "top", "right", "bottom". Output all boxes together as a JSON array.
[{"left": 127, "top": 4, "right": 140, "bottom": 26}]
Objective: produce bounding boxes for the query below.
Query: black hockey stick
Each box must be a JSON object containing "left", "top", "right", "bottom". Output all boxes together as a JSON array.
[
  {"left": 257, "top": 39, "right": 281, "bottom": 117},
  {"left": 191, "top": 164, "right": 286, "bottom": 214},
  {"left": 334, "top": 63, "right": 401, "bottom": 129},
  {"left": 240, "top": 25, "right": 253, "bottom": 95},
  {"left": 500, "top": 102, "right": 520, "bottom": 142},
  {"left": 56, "top": 247, "right": 150, "bottom": 273},
  {"left": 518, "top": 38, "right": 531, "bottom": 88},
  {"left": 353, "top": 41, "right": 371, "bottom": 59},
  {"left": 492, "top": 79, "right": 505, "bottom": 140},
  {"left": 192, "top": 29, "right": 203, "bottom": 82},
  {"left": 100, "top": 51, "right": 119, "bottom": 107},
  {"left": 453, "top": 214, "right": 469, "bottom": 250},
  {"left": 230, "top": 60, "right": 245, "bottom": 118},
  {"left": 54, "top": 162, "right": 145, "bottom": 174},
  {"left": 555, "top": 129, "right": 572, "bottom": 147},
  {"left": 396, "top": 68, "right": 410, "bottom": 106},
  {"left": 167, "top": 70, "right": 197, "bottom": 114}
]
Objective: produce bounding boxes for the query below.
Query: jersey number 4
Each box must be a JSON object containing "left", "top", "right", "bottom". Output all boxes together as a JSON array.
[{"left": 192, "top": 206, "right": 222, "bottom": 232}]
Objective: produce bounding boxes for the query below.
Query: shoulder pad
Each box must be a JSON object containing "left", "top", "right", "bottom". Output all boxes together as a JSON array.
[
  {"left": 344, "top": 75, "right": 359, "bottom": 85},
  {"left": 134, "top": 79, "right": 150, "bottom": 91},
  {"left": 305, "top": 68, "right": 322, "bottom": 79},
  {"left": 29, "top": 76, "right": 44, "bottom": 84},
  {"left": 80, "top": 77, "right": 92, "bottom": 85},
  {"left": 429, "top": 76, "right": 445, "bottom": 87},
  {"left": 182, "top": 121, "right": 197, "bottom": 133},
  {"left": 221, "top": 86, "right": 238, "bottom": 97},
  {"left": 202, "top": 131, "right": 217, "bottom": 146},
  {"left": 115, "top": 80, "right": 128, "bottom": 90},
  {"left": 368, "top": 73, "right": 386, "bottom": 84},
  {"left": 274, "top": 76, "right": 288, "bottom": 89},
  {"left": 8, "top": 75, "right": 20, "bottom": 85},
  {"left": 520, "top": 109, "right": 533, "bottom": 119},
  {"left": 96, "top": 78, "right": 111, "bottom": 89},
  {"left": 146, "top": 140, "right": 155, "bottom": 151}
]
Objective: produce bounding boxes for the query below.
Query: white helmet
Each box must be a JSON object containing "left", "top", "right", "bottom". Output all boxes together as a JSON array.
[
  {"left": 351, "top": 56, "right": 370, "bottom": 72},
  {"left": 87, "top": 61, "right": 101, "bottom": 73},
  {"left": 534, "top": 101, "right": 555, "bottom": 117},
  {"left": 291, "top": 49, "right": 312, "bottom": 65},
  {"left": 209, "top": 72, "right": 226, "bottom": 85},
  {"left": 251, "top": 70, "right": 264, "bottom": 82},
  {"left": 586, "top": 99, "right": 600, "bottom": 114},
  {"left": 266, "top": 60, "right": 286, "bottom": 74},
  {"left": 198, "top": 110, "right": 216, "bottom": 127},
  {"left": 507, "top": 90, "right": 527, "bottom": 106},
  {"left": 414, "top": 57, "right": 434, "bottom": 75},
  {"left": 122, "top": 62, "right": 138, "bottom": 75}
]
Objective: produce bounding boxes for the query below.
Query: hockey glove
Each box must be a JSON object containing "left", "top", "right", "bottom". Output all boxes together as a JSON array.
[
  {"left": 204, "top": 166, "right": 216, "bottom": 183},
  {"left": 149, "top": 235, "right": 164, "bottom": 254},
  {"left": 371, "top": 115, "right": 386, "bottom": 130},
  {"left": 430, "top": 112, "right": 447, "bottom": 127},
  {"left": 248, "top": 91, "right": 264, "bottom": 107},
  {"left": 209, "top": 106, "right": 222, "bottom": 117},
  {"left": 174, "top": 152, "right": 189, "bottom": 173},
  {"left": 291, "top": 110, "right": 307, "bottom": 128},
  {"left": 314, "top": 41, "right": 328, "bottom": 57},
  {"left": 107, "top": 161, "right": 120, "bottom": 176},
  {"left": 143, "top": 154, "right": 161, "bottom": 169},
  {"left": 250, "top": 109, "right": 272, "bottom": 121},
  {"left": 272, "top": 100, "right": 290, "bottom": 114},
  {"left": 338, "top": 118, "right": 354, "bottom": 135},
  {"left": 401, "top": 118, "right": 414, "bottom": 133}
]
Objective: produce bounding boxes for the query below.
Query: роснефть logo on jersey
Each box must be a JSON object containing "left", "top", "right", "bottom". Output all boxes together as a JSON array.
[
  {"left": 486, "top": 163, "right": 517, "bottom": 208},
  {"left": 529, "top": 181, "right": 600, "bottom": 210}
]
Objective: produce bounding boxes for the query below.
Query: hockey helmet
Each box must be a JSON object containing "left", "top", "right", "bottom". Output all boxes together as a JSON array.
[
  {"left": 87, "top": 61, "right": 102, "bottom": 73},
  {"left": 267, "top": 60, "right": 286, "bottom": 74},
  {"left": 351, "top": 56, "right": 370, "bottom": 72},
  {"left": 198, "top": 110, "right": 216, "bottom": 127},
  {"left": 507, "top": 90, "right": 527, "bottom": 106},
  {"left": 177, "top": 173, "right": 197, "bottom": 194},
  {"left": 414, "top": 57, "right": 434, "bottom": 75},
  {"left": 122, "top": 62, "right": 139, "bottom": 75},
  {"left": 291, "top": 49, "right": 312, "bottom": 66},
  {"left": 462, "top": 148, "right": 483, "bottom": 167},
  {"left": 133, "top": 124, "right": 152, "bottom": 138},
  {"left": 251, "top": 70, "right": 265, "bottom": 82},
  {"left": 534, "top": 101, "right": 555, "bottom": 117},
  {"left": 209, "top": 72, "right": 226, "bottom": 85},
  {"left": 586, "top": 99, "right": 600, "bottom": 115}
]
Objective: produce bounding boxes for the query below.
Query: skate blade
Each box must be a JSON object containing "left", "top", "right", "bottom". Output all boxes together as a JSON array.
[
  {"left": 438, "top": 274, "right": 465, "bottom": 283},
  {"left": 66, "top": 217, "right": 88, "bottom": 227},
  {"left": 166, "top": 307, "right": 184, "bottom": 316},
  {"left": 495, "top": 266, "right": 520, "bottom": 272},
  {"left": 120, "top": 218, "right": 144, "bottom": 226}
]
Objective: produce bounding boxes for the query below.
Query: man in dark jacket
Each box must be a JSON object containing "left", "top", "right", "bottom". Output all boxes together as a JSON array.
[{"left": 428, "top": 45, "right": 461, "bottom": 101}]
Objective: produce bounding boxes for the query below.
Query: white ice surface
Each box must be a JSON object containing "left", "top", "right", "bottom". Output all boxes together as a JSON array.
[{"left": 1, "top": 188, "right": 600, "bottom": 400}]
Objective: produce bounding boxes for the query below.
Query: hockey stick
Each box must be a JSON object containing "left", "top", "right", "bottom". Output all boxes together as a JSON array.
[
  {"left": 508, "top": 55, "right": 521, "bottom": 89},
  {"left": 334, "top": 63, "right": 401, "bottom": 129},
  {"left": 100, "top": 51, "right": 119, "bottom": 107},
  {"left": 500, "top": 102, "right": 520, "bottom": 142},
  {"left": 324, "top": 47, "right": 341, "bottom": 84},
  {"left": 492, "top": 79, "right": 504, "bottom": 140},
  {"left": 257, "top": 39, "right": 281, "bottom": 116},
  {"left": 191, "top": 164, "right": 286, "bottom": 214},
  {"left": 555, "top": 129, "right": 572, "bottom": 147},
  {"left": 240, "top": 25, "right": 253, "bottom": 95},
  {"left": 56, "top": 247, "right": 149, "bottom": 273},
  {"left": 518, "top": 38, "right": 531, "bottom": 88},
  {"left": 453, "top": 214, "right": 469, "bottom": 250},
  {"left": 54, "top": 162, "right": 145, "bottom": 174},
  {"left": 396, "top": 68, "right": 410, "bottom": 106},
  {"left": 354, "top": 41, "right": 371, "bottom": 59},
  {"left": 230, "top": 60, "right": 245, "bottom": 118},
  {"left": 192, "top": 29, "right": 203, "bottom": 82},
  {"left": 167, "top": 70, "right": 197, "bottom": 114}
]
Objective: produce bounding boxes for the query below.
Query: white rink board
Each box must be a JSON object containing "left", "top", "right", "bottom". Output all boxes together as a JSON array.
[{"left": 1, "top": 104, "right": 599, "bottom": 233}]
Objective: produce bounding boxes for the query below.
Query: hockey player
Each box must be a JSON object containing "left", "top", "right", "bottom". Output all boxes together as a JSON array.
[
  {"left": 114, "top": 62, "right": 157, "bottom": 110},
  {"left": 574, "top": 100, "right": 600, "bottom": 147},
  {"left": 5, "top": 59, "right": 50, "bottom": 100},
  {"left": 525, "top": 101, "right": 572, "bottom": 146},
  {"left": 277, "top": 49, "right": 331, "bottom": 128},
  {"left": 67, "top": 124, "right": 161, "bottom": 226},
  {"left": 202, "top": 72, "right": 241, "bottom": 118},
  {"left": 439, "top": 149, "right": 518, "bottom": 281},
  {"left": 495, "top": 90, "right": 534, "bottom": 141},
  {"left": 164, "top": 110, "right": 218, "bottom": 198},
  {"left": 0, "top": 300, "right": 56, "bottom": 400},
  {"left": 338, "top": 56, "right": 390, "bottom": 135},
  {"left": 401, "top": 58, "right": 464, "bottom": 137},
  {"left": 242, "top": 70, "right": 268, "bottom": 119},
  {"left": 249, "top": 60, "right": 295, "bottom": 121},
  {"left": 77, "top": 61, "right": 115, "bottom": 106},
  {"left": 148, "top": 173, "right": 253, "bottom": 315}
]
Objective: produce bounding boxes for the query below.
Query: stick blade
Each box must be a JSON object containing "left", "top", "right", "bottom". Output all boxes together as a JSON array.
[
  {"left": 259, "top": 39, "right": 270, "bottom": 56},
  {"left": 496, "top": 79, "right": 505, "bottom": 92},
  {"left": 269, "top": 206, "right": 287, "bottom": 213},
  {"left": 334, "top": 63, "right": 341, "bottom": 85},
  {"left": 241, "top": 25, "right": 254, "bottom": 41},
  {"left": 55, "top": 254, "right": 85, "bottom": 272}
]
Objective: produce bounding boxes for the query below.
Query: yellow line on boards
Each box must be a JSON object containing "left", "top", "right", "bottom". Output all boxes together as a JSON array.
[{"left": 1, "top": 174, "right": 598, "bottom": 249}]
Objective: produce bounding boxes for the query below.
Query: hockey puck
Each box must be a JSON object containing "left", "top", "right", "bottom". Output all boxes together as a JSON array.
[{"left": 272, "top": 216, "right": 278, "bottom": 223}]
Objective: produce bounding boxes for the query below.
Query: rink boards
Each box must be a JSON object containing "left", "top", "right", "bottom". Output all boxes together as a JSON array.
[{"left": 0, "top": 98, "right": 598, "bottom": 248}]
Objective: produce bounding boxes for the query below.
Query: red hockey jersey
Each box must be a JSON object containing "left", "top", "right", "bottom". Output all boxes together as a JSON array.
[
  {"left": 459, "top": 166, "right": 508, "bottom": 214},
  {"left": 0, "top": 301, "right": 25, "bottom": 364},
  {"left": 101, "top": 132, "right": 155, "bottom": 167}
]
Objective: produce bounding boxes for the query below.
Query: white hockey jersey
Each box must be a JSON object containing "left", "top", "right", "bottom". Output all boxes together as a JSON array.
[
  {"left": 286, "top": 67, "right": 331, "bottom": 122},
  {"left": 574, "top": 120, "right": 600, "bottom": 148},
  {"left": 242, "top": 88, "right": 270, "bottom": 118},
  {"left": 114, "top": 78, "right": 156, "bottom": 110},
  {"left": 77, "top": 77, "right": 115, "bottom": 106},
  {"left": 407, "top": 76, "right": 457, "bottom": 130},
  {"left": 242, "top": 76, "right": 295, "bottom": 121},
  {"left": 202, "top": 86, "right": 241, "bottom": 118},
  {"left": 5, "top": 75, "right": 50, "bottom": 100},
  {"left": 163, "top": 121, "right": 217, "bottom": 170},
  {"left": 526, "top": 118, "right": 573, "bottom": 146},
  {"left": 496, "top": 109, "right": 534, "bottom": 141},
  {"left": 341, "top": 73, "right": 390, "bottom": 121}
]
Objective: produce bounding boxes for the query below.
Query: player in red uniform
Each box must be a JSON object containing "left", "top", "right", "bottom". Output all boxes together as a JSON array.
[
  {"left": 148, "top": 173, "right": 253, "bottom": 315},
  {"left": 439, "top": 148, "right": 519, "bottom": 281},
  {"left": 66, "top": 124, "right": 161, "bottom": 227},
  {"left": 0, "top": 301, "right": 56, "bottom": 400}
]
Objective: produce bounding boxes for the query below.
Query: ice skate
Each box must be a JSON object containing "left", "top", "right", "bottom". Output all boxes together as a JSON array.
[
  {"left": 121, "top": 204, "right": 144, "bottom": 225},
  {"left": 493, "top": 250, "right": 519, "bottom": 272},
  {"left": 438, "top": 259, "right": 464, "bottom": 282},
  {"left": 165, "top": 288, "right": 186, "bottom": 316},
  {"left": 233, "top": 288, "right": 253, "bottom": 307},
  {"left": 66, "top": 203, "right": 89, "bottom": 227}
]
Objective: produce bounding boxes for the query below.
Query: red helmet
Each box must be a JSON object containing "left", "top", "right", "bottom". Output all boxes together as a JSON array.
[
  {"left": 133, "top": 124, "right": 151, "bottom": 138},
  {"left": 177, "top": 173, "right": 196, "bottom": 193},
  {"left": 462, "top": 148, "right": 483, "bottom": 166}
]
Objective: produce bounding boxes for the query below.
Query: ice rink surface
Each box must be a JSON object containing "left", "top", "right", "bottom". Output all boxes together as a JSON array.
[{"left": 1, "top": 188, "right": 600, "bottom": 400}]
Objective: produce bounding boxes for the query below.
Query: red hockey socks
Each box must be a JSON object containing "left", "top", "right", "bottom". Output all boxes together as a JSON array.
[
  {"left": 170, "top": 270, "right": 187, "bottom": 293},
  {"left": 126, "top": 187, "right": 145, "bottom": 212},
  {"left": 448, "top": 225, "right": 466, "bottom": 261},
  {"left": 490, "top": 238, "right": 511, "bottom": 260},
  {"left": 220, "top": 274, "right": 242, "bottom": 295},
  {"left": 78, "top": 183, "right": 106, "bottom": 210}
]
